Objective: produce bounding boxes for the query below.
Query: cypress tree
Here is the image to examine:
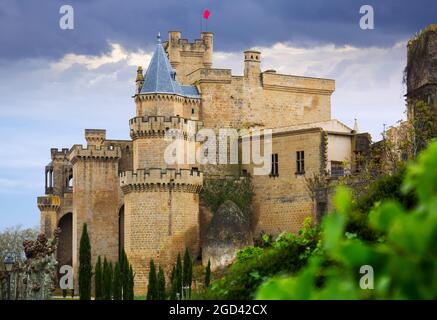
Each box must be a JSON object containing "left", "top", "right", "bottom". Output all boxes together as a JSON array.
[
  {"left": 102, "top": 258, "right": 114, "bottom": 300},
  {"left": 129, "top": 265, "right": 135, "bottom": 300},
  {"left": 120, "top": 250, "right": 129, "bottom": 300},
  {"left": 79, "top": 223, "right": 92, "bottom": 300},
  {"left": 170, "top": 265, "right": 176, "bottom": 300},
  {"left": 183, "top": 248, "right": 192, "bottom": 298},
  {"left": 147, "top": 259, "right": 157, "bottom": 300},
  {"left": 94, "top": 256, "right": 103, "bottom": 300},
  {"left": 205, "top": 259, "right": 211, "bottom": 288},
  {"left": 157, "top": 266, "right": 166, "bottom": 300},
  {"left": 175, "top": 254, "right": 182, "bottom": 299},
  {"left": 102, "top": 258, "right": 108, "bottom": 300},
  {"left": 113, "top": 262, "right": 122, "bottom": 300}
]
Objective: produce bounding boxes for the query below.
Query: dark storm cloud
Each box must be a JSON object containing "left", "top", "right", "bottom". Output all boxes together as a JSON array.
[{"left": 0, "top": 0, "right": 436, "bottom": 60}]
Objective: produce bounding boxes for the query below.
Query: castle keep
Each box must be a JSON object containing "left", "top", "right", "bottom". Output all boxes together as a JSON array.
[{"left": 37, "top": 31, "right": 368, "bottom": 294}]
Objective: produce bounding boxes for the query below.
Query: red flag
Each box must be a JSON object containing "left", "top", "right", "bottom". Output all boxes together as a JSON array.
[{"left": 203, "top": 9, "right": 210, "bottom": 20}]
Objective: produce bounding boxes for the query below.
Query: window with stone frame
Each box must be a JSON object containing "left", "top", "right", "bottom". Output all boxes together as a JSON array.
[
  {"left": 296, "top": 151, "right": 305, "bottom": 174},
  {"left": 270, "top": 153, "right": 279, "bottom": 177}
]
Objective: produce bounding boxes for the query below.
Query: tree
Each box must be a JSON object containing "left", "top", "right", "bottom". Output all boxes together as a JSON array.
[
  {"left": 147, "top": 259, "right": 158, "bottom": 300},
  {"left": 103, "top": 259, "right": 113, "bottom": 300},
  {"left": 183, "top": 248, "right": 193, "bottom": 298},
  {"left": 79, "top": 223, "right": 92, "bottom": 300},
  {"left": 112, "top": 262, "right": 122, "bottom": 300},
  {"left": 120, "top": 249, "right": 130, "bottom": 300},
  {"left": 170, "top": 265, "right": 176, "bottom": 300},
  {"left": 174, "top": 254, "right": 183, "bottom": 299},
  {"left": 0, "top": 225, "right": 38, "bottom": 265},
  {"left": 128, "top": 265, "right": 135, "bottom": 300},
  {"left": 205, "top": 259, "right": 211, "bottom": 288},
  {"left": 157, "top": 266, "right": 166, "bottom": 300},
  {"left": 94, "top": 256, "right": 103, "bottom": 300}
]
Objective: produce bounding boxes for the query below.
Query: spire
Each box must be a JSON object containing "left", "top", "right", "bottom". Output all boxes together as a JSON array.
[
  {"left": 139, "top": 35, "right": 199, "bottom": 98},
  {"left": 353, "top": 118, "right": 359, "bottom": 133}
]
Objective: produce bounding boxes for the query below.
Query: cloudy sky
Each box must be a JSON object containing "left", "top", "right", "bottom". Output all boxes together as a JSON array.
[{"left": 0, "top": 0, "right": 435, "bottom": 229}]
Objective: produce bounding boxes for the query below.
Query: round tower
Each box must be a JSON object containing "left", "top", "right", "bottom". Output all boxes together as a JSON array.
[
  {"left": 244, "top": 50, "right": 262, "bottom": 80},
  {"left": 201, "top": 32, "right": 213, "bottom": 68},
  {"left": 121, "top": 34, "right": 204, "bottom": 294},
  {"left": 37, "top": 195, "right": 61, "bottom": 238}
]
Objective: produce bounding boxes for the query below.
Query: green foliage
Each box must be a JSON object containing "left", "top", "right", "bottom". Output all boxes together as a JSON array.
[
  {"left": 112, "top": 262, "right": 122, "bottom": 300},
  {"left": 201, "top": 177, "right": 254, "bottom": 216},
  {"left": 203, "top": 218, "right": 320, "bottom": 299},
  {"left": 412, "top": 101, "right": 435, "bottom": 155},
  {"left": 204, "top": 259, "right": 211, "bottom": 288},
  {"left": 94, "top": 256, "right": 103, "bottom": 300},
  {"left": 170, "top": 265, "right": 176, "bottom": 300},
  {"left": 157, "top": 266, "right": 166, "bottom": 300},
  {"left": 257, "top": 141, "right": 437, "bottom": 300},
  {"left": 182, "top": 248, "right": 193, "bottom": 298},
  {"left": 79, "top": 223, "right": 92, "bottom": 300},
  {"left": 175, "top": 254, "right": 183, "bottom": 298},
  {"left": 119, "top": 249, "right": 130, "bottom": 300},
  {"left": 347, "top": 166, "right": 417, "bottom": 241},
  {"left": 102, "top": 259, "right": 113, "bottom": 300},
  {"left": 128, "top": 265, "right": 135, "bottom": 300},
  {"left": 147, "top": 259, "right": 158, "bottom": 300}
]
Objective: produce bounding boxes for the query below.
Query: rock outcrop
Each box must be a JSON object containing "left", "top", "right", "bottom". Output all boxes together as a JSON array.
[{"left": 202, "top": 200, "right": 253, "bottom": 270}]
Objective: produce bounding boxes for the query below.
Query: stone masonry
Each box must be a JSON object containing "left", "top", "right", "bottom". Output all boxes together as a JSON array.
[{"left": 37, "top": 30, "right": 368, "bottom": 295}]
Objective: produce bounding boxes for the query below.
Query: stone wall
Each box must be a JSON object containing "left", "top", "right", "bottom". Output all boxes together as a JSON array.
[
  {"left": 121, "top": 169, "right": 202, "bottom": 295},
  {"left": 244, "top": 129, "right": 323, "bottom": 235},
  {"left": 69, "top": 145, "right": 122, "bottom": 290}
]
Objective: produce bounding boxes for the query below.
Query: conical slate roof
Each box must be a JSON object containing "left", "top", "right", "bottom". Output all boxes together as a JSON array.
[{"left": 140, "top": 35, "right": 199, "bottom": 98}]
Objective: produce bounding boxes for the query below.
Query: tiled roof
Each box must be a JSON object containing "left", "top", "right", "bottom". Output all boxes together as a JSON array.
[{"left": 140, "top": 37, "right": 200, "bottom": 98}]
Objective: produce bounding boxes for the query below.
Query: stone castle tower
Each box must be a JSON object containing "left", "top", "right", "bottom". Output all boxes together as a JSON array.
[
  {"left": 38, "top": 30, "right": 368, "bottom": 294},
  {"left": 406, "top": 24, "right": 437, "bottom": 130}
]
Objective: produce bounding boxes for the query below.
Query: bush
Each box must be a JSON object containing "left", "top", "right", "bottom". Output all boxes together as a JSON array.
[
  {"left": 347, "top": 166, "right": 417, "bottom": 241},
  {"left": 202, "top": 218, "right": 320, "bottom": 300},
  {"left": 201, "top": 177, "right": 254, "bottom": 216},
  {"left": 257, "top": 141, "right": 437, "bottom": 299}
]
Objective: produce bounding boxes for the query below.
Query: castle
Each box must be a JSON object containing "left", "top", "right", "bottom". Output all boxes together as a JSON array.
[{"left": 37, "top": 31, "right": 369, "bottom": 294}]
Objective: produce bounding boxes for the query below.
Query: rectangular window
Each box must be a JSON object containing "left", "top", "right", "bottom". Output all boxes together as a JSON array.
[
  {"left": 331, "top": 161, "right": 344, "bottom": 177},
  {"left": 296, "top": 151, "right": 305, "bottom": 174},
  {"left": 271, "top": 153, "right": 279, "bottom": 177}
]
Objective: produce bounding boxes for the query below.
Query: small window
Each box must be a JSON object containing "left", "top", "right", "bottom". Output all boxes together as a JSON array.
[
  {"left": 331, "top": 161, "right": 344, "bottom": 177},
  {"left": 192, "top": 108, "right": 195, "bottom": 115},
  {"left": 296, "top": 151, "right": 305, "bottom": 174},
  {"left": 109, "top": 145, "right": 114, "bottom": 150},
  {"left": 270, "top": 153, "right": 279, "bottom": 177}
]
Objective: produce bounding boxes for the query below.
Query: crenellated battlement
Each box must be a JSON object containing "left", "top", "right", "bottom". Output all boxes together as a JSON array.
[
  {"left": 68, "top": 144, "right": 121, "bottom": 164},
  {"left": 129, "top": 116, "right": 203, "bottom": 140},
  {"left": 120, "top": 168, "right": 203, "bottom": 193},
  {"left": 51, "top": 148, "right": 70, "bottom": 161},
  {"left": 37, "top": 195, "right": 61, "bottom": 211}
]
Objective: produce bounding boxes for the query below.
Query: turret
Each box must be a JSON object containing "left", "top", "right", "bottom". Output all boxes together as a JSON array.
[
  {"left": 201, "top": 32, "right": 213, "bottom": 68},
  {"left": 85, "top": 129, "right": 106, "bottom": 147},
  {"left": 135, "top": 66, "right": 144, "bottom": 94},
  {"left": 244, "top": 50, "right": 261, "bottom": 81},
  {"left": 167, "top": 31, "right": 181, "bottom": 69},
  {"left": 164, "top": 31, "right": 214, "bottom": 84}
]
